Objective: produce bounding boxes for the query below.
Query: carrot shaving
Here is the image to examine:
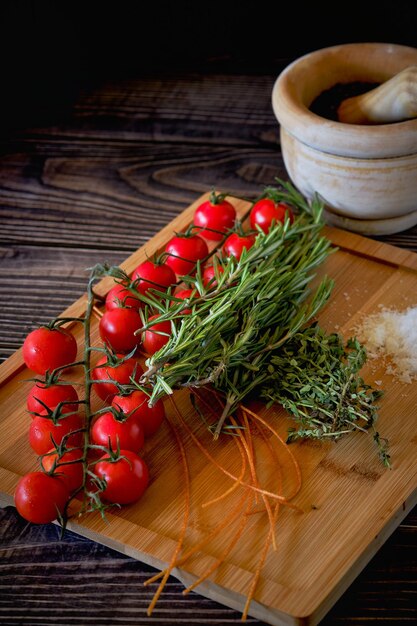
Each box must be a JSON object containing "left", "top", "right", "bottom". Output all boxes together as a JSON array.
[
  {"left": 240, "top": 411, "right": 293, "bottom": 620},
  {"left": 146, "top": 398, "right": 191, "bottom": 617},
  {"left": 144, "top": 488, "right": 249, "bottom": 587},
  {"left": 231, "top": 414, "right": 277, "bottom": 552},
  {"left": 241, "top": 503, "right": 279, "bottom": 622},
  {"left": 183, "top": 492, "right": 253, "bottom": 595},
  {"left": 192, "top": 389, "right": 248, "bottom": 508},
  {"left": 241, "top": 405, "right": 302, "bottom": 501},
  {"left": 239, "top": 410, "right": 259, "bottom": 504},
  {"left": 201, "top": 433, "right": 247, "bottom": 508},
  {"left": 257, "top": 420, "right": 284, "bottom": 497},
  {"left": 171, "top": 395, "right": 301, "bottom": 511}
]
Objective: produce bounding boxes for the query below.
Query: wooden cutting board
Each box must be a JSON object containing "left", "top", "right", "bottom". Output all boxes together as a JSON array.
[{"left": 1, "top": 193, "right": 417, "bottom": 626}]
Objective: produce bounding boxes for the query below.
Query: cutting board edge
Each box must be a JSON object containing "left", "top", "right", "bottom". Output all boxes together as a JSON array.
[{"left": 307, "top": 482, "right": 417, "bottom": 625}]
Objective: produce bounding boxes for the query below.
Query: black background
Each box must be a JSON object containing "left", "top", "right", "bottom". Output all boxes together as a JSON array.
[{"left": 2, "top": 0, "right": 417, "bottom": 130}]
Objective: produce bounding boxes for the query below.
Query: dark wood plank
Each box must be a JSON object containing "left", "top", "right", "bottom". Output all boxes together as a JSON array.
[
  {"left": 1, "top": 506, "right": 416, "bottom": 625},
  {"left": 3, "top": 74, "right": 280, "bottom": 147}
]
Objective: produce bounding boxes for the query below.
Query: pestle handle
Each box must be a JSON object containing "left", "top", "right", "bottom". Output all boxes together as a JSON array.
[{"left": 337, "top": 66, "right": 417, "bottom": 124}]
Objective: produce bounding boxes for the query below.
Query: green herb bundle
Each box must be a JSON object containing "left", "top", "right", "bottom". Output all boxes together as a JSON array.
[{"left": 135, "top": 183, "right": 388, "bottom": 465}]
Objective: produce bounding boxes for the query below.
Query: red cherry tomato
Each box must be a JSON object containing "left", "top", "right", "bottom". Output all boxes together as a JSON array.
[
  {"left": 91, "top": 410, "right": 145, "bottom": 453},
  {"left": 23, "top": 327, "right": 78, "bottom": 375},
  {"left": 105, "top": 282, "right": 143, "bottom": 312},
  {"left": 99, "top": 308, "right": 142, "bottom": 353},
  {"left": 131, "top": 260, "right": 176, "bottom": 297},
  {"left": 27, "top": 381, "right": 79, "bottom": 417},
  {"left": 41, "top": 448, "right": 84, "bottom": 493},
  {"left": 223, "top": 232, "right": 256, "bottom": 260},
  {"left": 29, "top": 413, "right": 84, "bottom": 455},
  {"left": 92, "top": 354, "right": 143, "bottom": 403},
  {"left": 164, "top": 234, "right": 209, "bottom": 277},
  {"left": 14, "top": 471, "right": 70, "bottom": 524},
  {"left": 193, "top": 198, "right": 236, "bottom": 241},
  {"left": 142, "top": 315, "right": 171, "bottom": 355},
  {"left": 173, "top": 288, "right": 197, "bottom": 314},
  {"left": 202, "top": 264, "right": 225, "bottom": 289},
  {"left": 112, "top": 390, "right": 165, "bottom": 437},
  {"left": 250, "top": 199, "right": 294, "bottom": 233},
  {"left": 94, "top": 450, "right": 149, "bottom": 505}
]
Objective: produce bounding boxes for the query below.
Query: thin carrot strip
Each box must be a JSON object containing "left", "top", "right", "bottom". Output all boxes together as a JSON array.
[
  {"left": 241, "top": 405, "right": 302, "bottom": 501},
  {"left": 233, "top": 416, "right": 258, "bottom": 502},
  {"left": 241, "top": 420, "right": 285, "bottom": 620},
  {"left": 202, "top": 434, "right": 247, "bottom": 507},
  {"left": 231, "top": 414, "right": 277, "bottom": 552},
  {"left": 183, "top": 492, "right": 253, "bottom": 595},
  {"left": 145, "top": 488, "right": 249, "bottom": 587},
  {"left": 257, "top": 420, "right": 284, "bottom": 497},
  {"left": 239, "top": 410, "right": 259, "bottom": 504},
  {"left": 192, "top": 388, "right": 248, "bottom": 508},
  {"left": 241, "top": 504, "right": 279, "bottom": 622},
  {"left": 171, "top": 395, "right": 302, "bottom": 511},
  {"left": 146, "top": 399, "right": 191, "bottom": 616}
]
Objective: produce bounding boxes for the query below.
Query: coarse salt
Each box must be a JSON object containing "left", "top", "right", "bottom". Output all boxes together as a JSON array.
[{"left": 356, "top": 306, "right": 417, "bottom": 384}]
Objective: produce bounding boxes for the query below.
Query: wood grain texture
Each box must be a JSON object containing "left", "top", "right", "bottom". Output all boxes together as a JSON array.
[{"left": 1, "top": 72, "right": 417, "bottom": 626}]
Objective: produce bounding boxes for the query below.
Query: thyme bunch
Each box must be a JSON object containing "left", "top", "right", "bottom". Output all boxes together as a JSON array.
[{"left": 259, "top": 326, "right": 389, "bottom": 466}]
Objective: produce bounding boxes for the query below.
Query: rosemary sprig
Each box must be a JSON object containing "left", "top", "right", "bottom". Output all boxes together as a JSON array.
[
  {"left": 140, "top": 187, "right": 333, "bottom": 417},
  {"left": 136, "top": 182, "right": 389, "bottom": 464}
]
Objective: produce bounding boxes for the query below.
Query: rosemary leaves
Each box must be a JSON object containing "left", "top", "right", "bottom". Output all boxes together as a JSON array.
[{"left": 135, "top": 183, "right": 389, "bottom": 465}]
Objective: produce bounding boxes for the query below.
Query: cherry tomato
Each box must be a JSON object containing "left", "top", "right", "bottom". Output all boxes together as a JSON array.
[
  {"left": 223, "top": 232, "right": 256, "bottom": 260},
  {"left": 202, "top": 264, "right": 224, "bottom": 289},
  {"left": 131, "top": 260, "right": 176, "bottom": 297},
  {"left": 141, "top": 315, "right": 171, "bottom": 355},
  {"left": 112, "top": 390, "right": 165, "bottom": 437},
  {"left": 99, "top": 308, "right": 142, "bottom": 353},
  {"left": 94, "top": 450, "right": 149, "bottom": 505},
  {"left": 92, "top": 354, "right": 143, "bottom": 403},
  {"left": 27, "top": 381, "right": 79, "bottom": 418},
  {"left": 164, "top": 234, "right": 208, "bottom": 277},
  {"left": 41, "top": 448, "right": 84, "bottom": 493},
  {"left": 91, "top": 410, "right": 145, "bottom": 453},
  {"left": 29, "top": 413, "right": 84, "bottom": 455},
  {"left": 105, "top": 282, "right": 143, "bottom": 312},
  {"left": 250, "top": 199, "right": 294, "bottom": 233},
  {"left": 173, "top": 288, "right": 197, "bottom": 314},
  {"left": 23, "top": 327, "right": 78, "bottom": 375},
  {"left": 193, "top": 197, "right": 236, "bottom": 241},
  {"left": 14, "top": 471, "right": 70, "bottom": 524}
]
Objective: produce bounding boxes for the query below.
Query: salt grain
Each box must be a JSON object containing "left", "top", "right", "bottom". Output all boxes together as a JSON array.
[{"left": 356, "top": 306, "right": 417, "bottom": 384}]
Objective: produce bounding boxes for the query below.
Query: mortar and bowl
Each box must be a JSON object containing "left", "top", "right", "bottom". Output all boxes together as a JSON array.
[{"left": 272, "top": 42, "right": 417, "bottom": 235}]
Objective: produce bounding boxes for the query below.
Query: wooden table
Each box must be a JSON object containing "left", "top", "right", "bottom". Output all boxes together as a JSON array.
[{"left": 1, "top": 72, "right": 416, "bottom": 625}]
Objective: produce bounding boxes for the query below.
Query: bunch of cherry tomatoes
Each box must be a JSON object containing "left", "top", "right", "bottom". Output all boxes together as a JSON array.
[{"left": 14, "top": 193, "right": 293, "bottom": 525}]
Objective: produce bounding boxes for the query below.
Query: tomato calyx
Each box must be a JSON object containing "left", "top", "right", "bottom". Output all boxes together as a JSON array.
[
  {"left": 95, "top": 345, "right": 137, "bottom": 368},
  {"left": 28, "top": 396, "right": 84, "bottom": 424},
  {"left": 89, "top": 439, "right": 131, "bottom": 465},
  {"left": 26, "top": 368, "right": 82, "bottom": 389},
  {"left": 40, "top": 443, "right": 84, "bottom": 476},
  {"left": 171, "top": 226, "right": 200, "bottom": 240},
  {"left": 94, "top": 404, "right": 134, "bottom": 425},
  {"left": 41, "top": 316, "right": 82, "bottom": 331},
  {"left": 208, "top": 189, "right": 229, "bottom": 205},
  {"left": 230, "top": 219, "right": 257, "bottom": 238}
]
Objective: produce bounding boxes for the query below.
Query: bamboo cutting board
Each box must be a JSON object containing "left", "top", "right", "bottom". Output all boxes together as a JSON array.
[{"left": 1, "top": 193, "right": 417, "bottom": 626}]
